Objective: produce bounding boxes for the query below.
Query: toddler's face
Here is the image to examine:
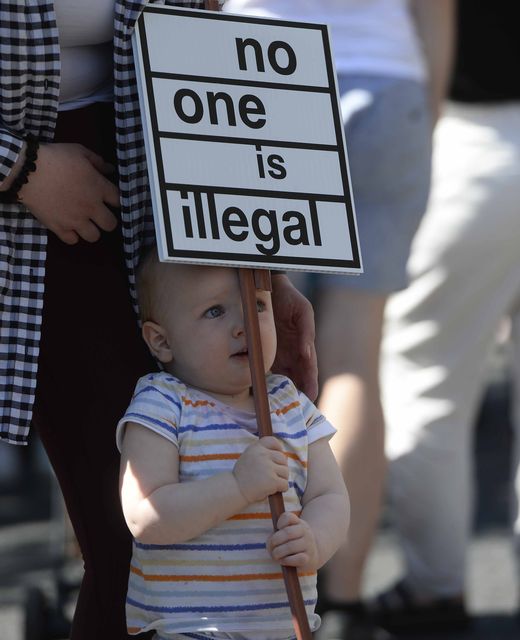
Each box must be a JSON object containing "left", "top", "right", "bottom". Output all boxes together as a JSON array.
[{"left": 155, "top": 265, "right": 276, "bottom": 403}]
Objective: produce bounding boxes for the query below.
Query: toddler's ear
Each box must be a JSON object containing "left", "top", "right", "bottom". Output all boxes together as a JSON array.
[{"left": 142, "top": 321, "right": 173, "bottom": 363}]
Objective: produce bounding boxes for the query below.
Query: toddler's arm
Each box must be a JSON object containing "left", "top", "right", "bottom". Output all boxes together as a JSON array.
[
  {"left": 267, "top": 437, "right": 349, "bottom": 573},
  {"left": 119, "top": 423, "right": 289, "bottom": 544}
]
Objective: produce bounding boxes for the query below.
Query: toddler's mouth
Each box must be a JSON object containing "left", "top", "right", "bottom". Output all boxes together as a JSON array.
[{"left": 231, "top": 348, "right": 248, "bottom": 358}]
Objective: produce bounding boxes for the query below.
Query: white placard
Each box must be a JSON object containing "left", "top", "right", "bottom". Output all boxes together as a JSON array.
[{"left": 133, "top": 6, "right": 361, "bottom": 274}]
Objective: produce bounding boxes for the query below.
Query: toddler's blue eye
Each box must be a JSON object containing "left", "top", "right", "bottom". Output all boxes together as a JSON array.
[
  {"left": 204, "top": 305, "right": 224, "bottom": 319},
  {"left": 256, "top": 299, "right": 266, "bottom": 312}
]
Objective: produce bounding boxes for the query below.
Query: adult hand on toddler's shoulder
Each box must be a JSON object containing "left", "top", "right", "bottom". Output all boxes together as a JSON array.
[
  {"left": 232, "top": 436, "right": 289, "bottom": 504},
  {"left": 271, "top": 274, "right": 318, "bottom": 401},
  {"left": 18, "top": 143, "right": 119, "bottom": 244},
  {"left": 266, "top": 511, "right": 319, "bottom": 573}
]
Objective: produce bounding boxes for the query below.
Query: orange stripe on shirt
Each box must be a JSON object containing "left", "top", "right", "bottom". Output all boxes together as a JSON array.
[
  {"left": 274, "top": 401, "right": 300, "bottom": 416},
  {"left": 181, "top": 452, "right": 241, "bottom": 462},
  {"left": 130, "top": 566, "right": 315, "bottom": 581},
  {"left": 284, "top": 451, "right": 307, "bottom": 468},
  {"left": 182, "top": 452, "right": 305, "bottom": 465},
  {"left": 228, "top": 509, "right": 301, "bottom": 521},
  {"left": 181, "top": 396, "right": 215, "bottom": 408},
  {"left": 228, "top": 512, "right": 272, "bottom": 521}
]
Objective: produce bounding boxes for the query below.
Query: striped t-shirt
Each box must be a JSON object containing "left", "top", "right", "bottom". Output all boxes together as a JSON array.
[{"left": 116, "top": 372, "right": 335, "bottom": 638}]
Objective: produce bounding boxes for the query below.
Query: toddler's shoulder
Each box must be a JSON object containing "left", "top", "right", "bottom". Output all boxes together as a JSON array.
[
  {"left": 117, "top": 373, "right": 188, "bottom": 451},
  {"left": 132, "top": 372, "right": 187, "bottom": 409},
  {"left": 266, "top": 373, "right": 299, "bottom": 402},
  {"left": 134, "top": 371, "right": 186, "bottom": 391}
]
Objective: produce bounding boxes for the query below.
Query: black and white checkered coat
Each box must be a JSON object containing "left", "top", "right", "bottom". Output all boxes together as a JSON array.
[{"left": 0, "top": 0, "right": 218, "bottom": 444}]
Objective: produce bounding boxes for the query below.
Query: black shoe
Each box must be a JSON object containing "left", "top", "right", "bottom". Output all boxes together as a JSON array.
[
  {"left": 314, "top": 609, "right": 394, "bottom": 640},
  {"left": 369, "top": 580, "right": 470, "bottom": 634}
]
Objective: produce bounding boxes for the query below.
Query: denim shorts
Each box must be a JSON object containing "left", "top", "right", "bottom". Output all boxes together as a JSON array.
[{"left": 313, "top": 74, "right": 432, "bottom": 294}]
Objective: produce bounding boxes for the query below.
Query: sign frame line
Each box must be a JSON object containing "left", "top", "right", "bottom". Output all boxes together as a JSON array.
[
  {"left": 158, "top": 131, "right": 339, "bottom": 151},
  {"left": 320, "top": 27, "right": 361, "bottom": 269},
  {"left": 150, "top": 72, "right": 332, "bottom": 93},
  {"left": 164, "top": 184, "right": 348, "bottom": 202},
  {"left": 142, "top": 5, "right": 331, "bottom": 33},
  {"left": 137, "top": 19, "right": 177, "bottom": 256},
  {"left": 155, "top": 247, "right": 360, "bottom": 269}
]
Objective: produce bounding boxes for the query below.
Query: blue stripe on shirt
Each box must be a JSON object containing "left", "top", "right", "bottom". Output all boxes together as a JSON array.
[
  {"left": 134, "top": 385, "right": 182, "bottom": 411},
  {"left": 268, "top": 378, "right": 290, "bottom": 395},
  {"left": 178, "top": 422, "right": 245, "bottom": 434},
  {"left": 125, "top": 412, "right": 177, "bottom": 436},
  {"left": 134, "top": 541, "right": 266, "bottom": 551},
  {"left": 127, "top": 596, "right": 316, "bottom": 614}
]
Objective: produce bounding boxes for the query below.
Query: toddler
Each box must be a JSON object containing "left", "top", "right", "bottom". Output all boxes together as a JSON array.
[{"left": 117, "top": 250, "right": 349, "bottom": 639}]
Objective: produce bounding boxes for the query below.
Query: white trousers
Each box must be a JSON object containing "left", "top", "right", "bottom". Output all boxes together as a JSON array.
[{"left": 381, "top": 101, "right": 520, "bottom": 597}]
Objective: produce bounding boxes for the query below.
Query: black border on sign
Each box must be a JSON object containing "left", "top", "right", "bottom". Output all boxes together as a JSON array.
[
  {"left": 167, "top": 184, "right": 346, "bottom": 202},
  {"left": 151, "top": 71, "right": 331, "bottom": 93},
  {"left": 160, "top": 132, "right": 338, "bottom": 152},
  {"left": 137, "top": 6, "right": 361, "bottom": 271},
  {"left": 320, "top": 23, "right": 360, "bottom": 269}
]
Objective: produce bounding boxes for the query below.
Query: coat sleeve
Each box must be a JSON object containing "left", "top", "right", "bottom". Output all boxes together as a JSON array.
[{"left": 0, "top": 125, "right": 24, "bottom": 184}]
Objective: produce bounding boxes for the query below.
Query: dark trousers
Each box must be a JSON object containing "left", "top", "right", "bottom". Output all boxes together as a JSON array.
[{"left": 32, "top": 103, "right": 156, "bottom": 639}]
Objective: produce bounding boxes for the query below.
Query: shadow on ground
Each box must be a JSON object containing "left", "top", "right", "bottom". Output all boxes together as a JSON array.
[{"left": 398, "top": 613, "right": 519, "bottom": 639}]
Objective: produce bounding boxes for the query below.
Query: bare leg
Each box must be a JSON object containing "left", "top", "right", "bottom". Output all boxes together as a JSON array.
[{"left": 316, "top": 288, "right": 387, "bottom": 601}]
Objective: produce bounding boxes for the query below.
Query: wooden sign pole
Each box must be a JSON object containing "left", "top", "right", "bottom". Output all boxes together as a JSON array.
[
  {"left": 238, "top": 269, "right": 313, "bottom": 640},
  {"left": 201, "top": 6, "right": 312, "bottom": 640}
]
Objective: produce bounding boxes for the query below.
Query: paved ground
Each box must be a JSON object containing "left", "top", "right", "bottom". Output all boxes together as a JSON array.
[
  {"left": 365, "top": 530, "right": 519, "bottom": 639},
  {"left": 1, "top": 522, "right": 518, "bottom": 640},
  {"left": 1, "top": 347, "right": 518, "bottom": 639}
]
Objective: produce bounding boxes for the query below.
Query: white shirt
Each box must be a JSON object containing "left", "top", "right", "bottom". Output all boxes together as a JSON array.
[
  {"left": 54, "top": 0, "right": 115, "bottom": 109},
  {"left": 224, "top": 0, "right": 426, "bottom": 81}
]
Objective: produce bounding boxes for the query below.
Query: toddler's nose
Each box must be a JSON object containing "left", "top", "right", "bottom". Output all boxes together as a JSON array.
[
  {"left": 232, "top": 321, "right": 245, "bottom": 338},
  {"left": 231, "top": 307, "right": 245, "bottom": 337}
]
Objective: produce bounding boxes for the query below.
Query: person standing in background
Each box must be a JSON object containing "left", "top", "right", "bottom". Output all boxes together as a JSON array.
[
  {"left": 225, "top": 1, "right": 455, "bottom": 638},
  {"left": 378, "top": 0, "right": 520, "bottom": 633}
]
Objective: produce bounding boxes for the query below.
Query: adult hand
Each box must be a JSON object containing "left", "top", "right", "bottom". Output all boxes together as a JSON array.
[
  {"left": 271, "top": 274, "right": 318, "bottom": 400},
  {"left": 18, "top": 143, "right": 119, "bottom": 244}
]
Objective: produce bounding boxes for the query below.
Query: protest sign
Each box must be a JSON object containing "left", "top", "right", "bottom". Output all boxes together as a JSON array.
[{"left": 133, "top": 6, "right": 361, "bottom": 274}]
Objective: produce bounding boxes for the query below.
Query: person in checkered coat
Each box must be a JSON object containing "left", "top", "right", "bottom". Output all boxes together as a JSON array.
[{"left": 0, "top": 2, "right": 317, "bottom": 637}]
